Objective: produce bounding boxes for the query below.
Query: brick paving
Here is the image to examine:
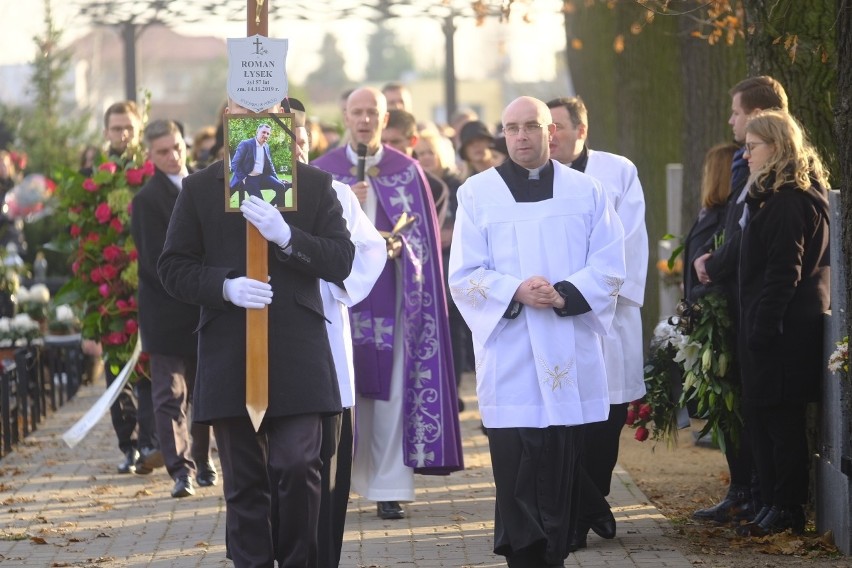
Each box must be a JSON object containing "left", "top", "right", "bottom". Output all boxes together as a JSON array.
[{"left": 0, "top": 376, "right": 692, "bottom": 567}]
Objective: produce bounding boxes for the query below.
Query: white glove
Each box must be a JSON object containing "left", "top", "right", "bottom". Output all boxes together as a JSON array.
[
  {"left": 223, "top": 277, "right": 273, "bottom": 309},
  {"left": 240, "top": 195, "right": 291, "bottom": 248}
]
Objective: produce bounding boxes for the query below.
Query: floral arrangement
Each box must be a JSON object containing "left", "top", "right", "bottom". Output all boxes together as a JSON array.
[
  {"left": 675, "top": 292, "right": 741, "bottom": 453},
  {"left": 629, "top": 291, "right": 741, "bottom": 452},
  {"left": 0, "top": 245, "right": 23, "bottom": 299},
  {"left": 656, "top": 257, "right": 683, "bottom": 287},
  {"left": 828, "top": 336, "right": 849, "bottom": 377},
  {"left": 46, "top": 303, "right": 81, "bottom": 335},
  {"left": 0, "top": 313, "right": 41, "bottom": 347},
  {"left": 658, "top": 233, "right": 684, "bottom": 287},
  {"left": 627, "top": 320, "right": 684, "bottom": 447},
  {"left": 17, "top": 283, "right": 51, "bottom": 323},
  {"left": 51, "top": 149, "right": 153, "bottom": 378}
]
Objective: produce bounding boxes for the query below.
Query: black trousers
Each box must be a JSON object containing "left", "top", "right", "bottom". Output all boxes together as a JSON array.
[
  {"left": 105, "top": 365, "right": 137, "bottom": 454},
  {"left": 150, "top": 354, "right": 211, "bottom": 478},
  {"left": 574, "top": 403, "right": 628, "bottom": 529},
  {"left": 317, "top": 408, "right": 353, "bottom": 568},
  {"left": 215, "top": 413, "right": 322, "bottom": 568},
  {"left": 744, "top": 402, "right": 809, "bottom": 507},
  {"left": 489, "top": 425, "right": 583, "bottom": 567},
  {"left": 240, "top": 174, "right": 290, "bottom": 207},
  {"left": 135, "top": 377, "right": 157, "bottom": 450}
]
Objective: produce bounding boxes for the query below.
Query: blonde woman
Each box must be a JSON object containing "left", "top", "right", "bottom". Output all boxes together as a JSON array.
[{"left": 735, "top": 110, "right": 830, "bottom": 537}]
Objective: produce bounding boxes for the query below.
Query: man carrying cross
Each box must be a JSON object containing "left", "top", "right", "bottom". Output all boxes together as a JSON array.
[{"left": 158, "top": 94, "right": 354, "bottom": 566}]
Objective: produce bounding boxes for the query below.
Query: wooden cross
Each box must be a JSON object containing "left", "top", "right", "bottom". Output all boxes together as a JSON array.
[{"left": 245, "top": 0, "right": 269, "bottom": 431}]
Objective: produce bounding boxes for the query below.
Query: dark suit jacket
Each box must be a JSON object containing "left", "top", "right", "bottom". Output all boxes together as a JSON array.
[
  {"left": 130, "top": 169, "right": 200, "bottom": 357},
  {"left": 157, "top": 160, "right": 355, "bottom": 423},
  {"left": 229, "top": 137, "right": 279, "bottom": 189}
]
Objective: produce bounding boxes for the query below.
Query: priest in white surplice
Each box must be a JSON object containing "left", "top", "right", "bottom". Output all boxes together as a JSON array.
[
  {"left": 547, "top": 96, "right": 649, "bottom": 551},
  {"left": 448, "top": 96, "right": 625, "bottom": 567}
]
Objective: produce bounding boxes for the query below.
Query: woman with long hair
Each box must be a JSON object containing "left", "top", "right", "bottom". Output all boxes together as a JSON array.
[
  {"left": 683, "top": 143, "right": 739, "bottom": 302},
  {"left": 735, "top": 110, "right": 830, "bottom": 536}
]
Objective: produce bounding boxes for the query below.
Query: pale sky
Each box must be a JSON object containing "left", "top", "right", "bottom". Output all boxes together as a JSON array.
[{"left": 0, "top": 1, "right": 567, "bottom": 84}]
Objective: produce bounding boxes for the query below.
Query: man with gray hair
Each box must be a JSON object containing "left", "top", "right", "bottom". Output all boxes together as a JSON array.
[{"left": 131, "top": 119, "right": 216, "bottom": 498}]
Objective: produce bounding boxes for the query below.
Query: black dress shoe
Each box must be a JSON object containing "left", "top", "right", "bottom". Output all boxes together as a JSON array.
[
  {"left": 134, "top": 447, "right": 165, "bottom": 475},
  {"left": 376, "top": 501, "right": 404, "bottom": 520},
  {"left": 196, "top": 462, "right": 219, "bottom": 487},
  {"left": 693, "top": 485, "right": 751, "bottom": 522},
  {"left": 171, "top": 475, "right": 196, "bottom": 498},
  {"left": 587, "top": 510, "right": 616, "bottom": 539},
  {"left": 736, "top": 505, "right": 804, "bottom": 537},
  {"left": 117, "top": 449, "right": 139, "bottom": 474}
]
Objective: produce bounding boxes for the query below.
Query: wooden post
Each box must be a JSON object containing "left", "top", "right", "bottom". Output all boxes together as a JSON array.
[{"left": 245, "top": 0, "right": 269, "bottom": 431}]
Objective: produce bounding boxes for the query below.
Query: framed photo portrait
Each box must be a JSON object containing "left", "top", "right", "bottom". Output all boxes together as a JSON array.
[{"left": 224, "top": 113, "right": 298, "bottom": 212}]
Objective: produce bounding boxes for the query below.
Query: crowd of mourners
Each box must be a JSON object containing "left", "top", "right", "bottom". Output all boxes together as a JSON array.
[{"left": 4, "top": 72, "right": 830, "bottom": 568}]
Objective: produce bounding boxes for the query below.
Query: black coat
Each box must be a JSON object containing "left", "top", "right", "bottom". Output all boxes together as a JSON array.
[
  {"left": 704, "top": 148, "right": 750, "bottom": 294},
  {"left": 682, "top": 205, "right": 725, "bottom": 303},
  {"left": 131, "top": 169, "right": 200, "bottom": 357},
  {"left": 157, "top": 160, "right": 355, "bottom": 423},
  {"left": 738, "top": 181, "right": 830, "bottom": 406}
]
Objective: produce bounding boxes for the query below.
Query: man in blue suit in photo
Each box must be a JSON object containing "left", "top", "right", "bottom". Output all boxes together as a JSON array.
[{"left": 230, "top": 123, "right": 291, "bottom": 207}]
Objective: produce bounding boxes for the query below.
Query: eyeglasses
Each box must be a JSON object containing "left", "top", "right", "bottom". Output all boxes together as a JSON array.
[
  {"left": 503, "top": 123, "right": 545, "bottom": 137},
  {"left": 744, "top": 141, "right": 768, "bottom": 153}
]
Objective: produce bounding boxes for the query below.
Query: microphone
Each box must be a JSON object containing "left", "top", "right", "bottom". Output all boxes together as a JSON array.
[{"left": 356, "top": 143, "right": 368, "bottom": 182}]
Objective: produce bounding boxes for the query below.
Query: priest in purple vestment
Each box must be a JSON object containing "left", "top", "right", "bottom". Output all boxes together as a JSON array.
[{"left": 313, "top": 87, "right": 463, "bottom": 521}]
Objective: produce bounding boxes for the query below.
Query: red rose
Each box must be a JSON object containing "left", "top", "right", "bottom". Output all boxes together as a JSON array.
[
  {"left": 142, "top": 160, "right": 155, "bottom": 176},
  {"left": 125, "top": 167, "right": 145, "bottom": 186},
  {"left": 9, "top": 151, "right": 27, "bottom": 171},
  {"left": 128, "top": 296, "right": 137, "bottom": 308},
  {"left": 128, "top": 249, "right": 138, "bottom": 261},
  {"left": 124, "top": 319, "right": 138, "bottom": 335},
  {"left": 98, "top": 283, "right": 111, "bottom": 298},
  {"left": 110, "top": 217, "right": 124, "bottom": 233},
  {"left": 104, "top": 332, "right": 127, "bottom": 345},
  {"left": 70, "top": 224, "right": 82, "bottom": 237},
  {"left": 45, "top": 178, "right": 57, "bottom": 194},
  {"left": 638, "top": 403, "right": 652, "bottom": 421},
  {"left": 103, "top": 244, "right": 123, "bottom": 263},
  {"left": 71, "top": 260, "right": 80, "bottom": 275},
  {"left": 90, "top": 267, "right": 103, "bottom": 283},
  {"left": 625, "top": 408, "right": 636, "bottom": 426},
  {"left": 86, "top": 231, "right": 101, "bottom": 243},
  {"left": 99, "top": 162, "right": 118, "bottom": 174},
  {"left": 634, "top": 426, "right": 650, "bottom": 442},
  {"left": 83, "top": 178, "right": 100, "bottom": 192},
  {"left": 95, "top": 203, "right": 112, "bottom": 224},
  {"left": 101, "top": 264, "right": 118, "bottom": 280}
]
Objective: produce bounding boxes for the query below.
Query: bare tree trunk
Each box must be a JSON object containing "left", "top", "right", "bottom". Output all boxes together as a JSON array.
[
  {"left": 677, "top": 6, "right": 745, "bottom": 231},
  {"left": 563, "top": 3, "right": 619, "bottom": 150},
  {"left": 742, "top": 0, "right": 838, "bottom": 183},
  {"left": 838, "top": 0, "right": 851, "bottom": 343},
  {"left": 564, "top": 2, "right": 685, "bottom": 342}
]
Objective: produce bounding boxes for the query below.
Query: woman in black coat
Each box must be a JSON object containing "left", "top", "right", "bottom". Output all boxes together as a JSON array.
[
  {"left": 683, "top": 143, "right": 739, "bottom": 302},
  {"left": 735, "top": 110, "right": 830, "bottom": 537}
]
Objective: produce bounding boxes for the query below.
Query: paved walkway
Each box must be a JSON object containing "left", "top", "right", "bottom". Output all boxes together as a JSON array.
[{"left": 0, "top": 377, "right": 693, "bottom": 567}]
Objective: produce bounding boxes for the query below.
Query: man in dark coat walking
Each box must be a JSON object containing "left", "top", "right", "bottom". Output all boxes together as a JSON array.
[
  {"left": 158, "top": 99, "right": 354, "bottom": 568},
  {"left": 130, "top": 119, "right": 215, "bottom": 498}
]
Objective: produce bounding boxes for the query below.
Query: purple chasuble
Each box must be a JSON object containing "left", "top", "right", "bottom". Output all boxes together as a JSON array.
[{"left": 312, "top": 145, "right": 463, "bottom": 474}]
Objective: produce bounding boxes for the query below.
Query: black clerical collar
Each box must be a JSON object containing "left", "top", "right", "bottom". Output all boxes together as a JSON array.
[
  {"left": 496, "top": 159, "right": 555, "bottom": 203},
  {"left": 568, "top": 145, "right": 589, "bottom": 173}
]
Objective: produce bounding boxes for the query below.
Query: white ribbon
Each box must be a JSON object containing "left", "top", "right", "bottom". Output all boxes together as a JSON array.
[{"left": 62, "top": 339, "right": 142, "bottom": 448}]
